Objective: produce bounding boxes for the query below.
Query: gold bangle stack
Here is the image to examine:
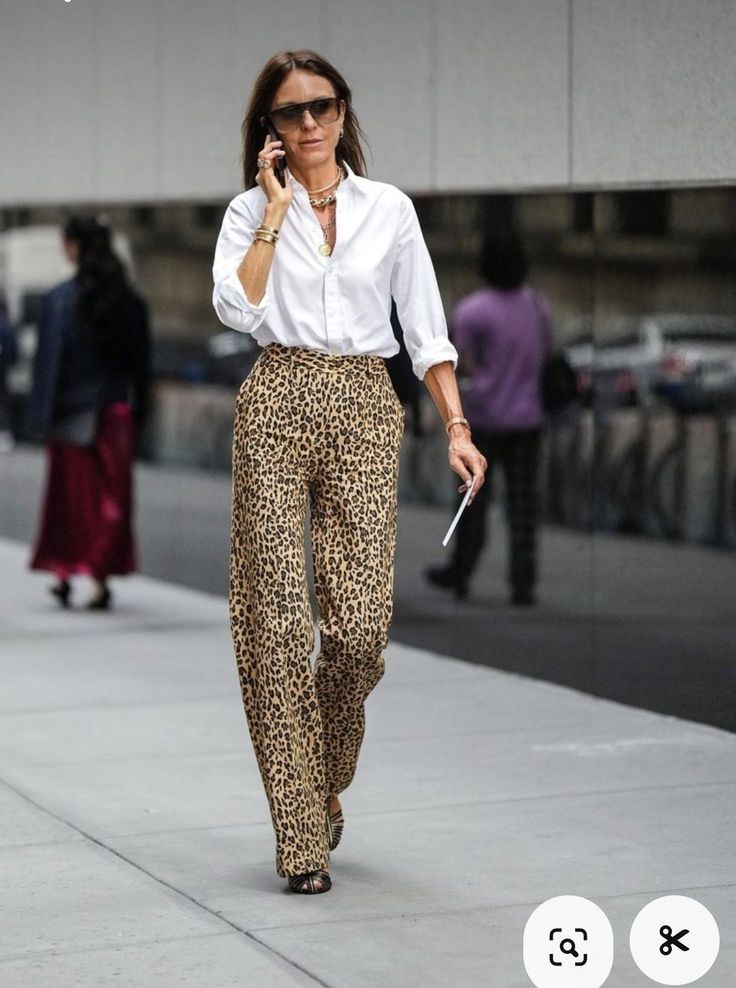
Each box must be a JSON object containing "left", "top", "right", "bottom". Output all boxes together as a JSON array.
[
  {"left": 445, "top": 416, "right": 471, "bottom": 437},
  {"left": 253, "top": 223, "right": 280, "bottom": 247}
]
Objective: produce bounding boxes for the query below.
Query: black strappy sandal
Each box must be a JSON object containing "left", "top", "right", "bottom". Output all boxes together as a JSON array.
[
  {"left": 327, "top": 801, "right": 344, "bottom": 851},
  {"left": 287, "top": 870, "right": 332, "bottom": 894}
]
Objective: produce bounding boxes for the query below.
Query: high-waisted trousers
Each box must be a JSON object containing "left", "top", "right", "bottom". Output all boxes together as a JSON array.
[{"left": 229, "top": 342, "right": 405, "bottom": 877}]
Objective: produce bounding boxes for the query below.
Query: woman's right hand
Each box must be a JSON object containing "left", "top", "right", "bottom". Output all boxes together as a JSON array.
[{"left": 255, "top": 138, "right": 293, "bottom": 210}]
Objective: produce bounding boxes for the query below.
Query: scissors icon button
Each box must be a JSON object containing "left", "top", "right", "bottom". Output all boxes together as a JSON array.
[
  {"left": 631, "top": 896, "right": 719, "bottom": 984},
  {"left": 659, "top": 925, "right": 690, "bottom": 955}
]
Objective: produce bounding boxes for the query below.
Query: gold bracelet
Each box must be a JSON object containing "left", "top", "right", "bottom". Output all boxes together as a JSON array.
[
  {"left": 253, "top": 231, "right": 278, "bottom": 247},
  {"left": 445, "top": 416, "right": 471, "bottom": 437},
  {"left": 256, "top": 224, "right": 279, "bottom": 236}
]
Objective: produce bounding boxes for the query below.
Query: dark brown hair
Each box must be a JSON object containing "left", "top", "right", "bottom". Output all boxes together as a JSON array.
[
  {"left": 479, "top": 225, "right": 529, "bottom": 290},
  {"left": 240, "top": 50, "right": 368, "bottom": 189},
  {"left": 63, "top": 214, "right": 135, "bottom": 369}
]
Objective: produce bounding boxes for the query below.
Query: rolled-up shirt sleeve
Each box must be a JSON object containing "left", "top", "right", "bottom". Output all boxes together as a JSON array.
[
  {"left": 212, "top": 196, "right": 270, "bottom": 335},
  {"left": 390, "top": 193, "right": 458, "bottom": 381}
]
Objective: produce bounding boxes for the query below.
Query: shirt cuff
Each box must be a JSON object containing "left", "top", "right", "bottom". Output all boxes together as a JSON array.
[
  {"left": 213, "top": 268, "right": 270, "bottom": 332},
  {"left": 411, "top": 337, "right": 459, "bottom": 381}
]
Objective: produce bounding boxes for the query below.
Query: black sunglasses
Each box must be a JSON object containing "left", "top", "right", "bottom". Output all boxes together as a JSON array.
[{"left": 264, "top": 97, "right": 342, "bottom": 134}]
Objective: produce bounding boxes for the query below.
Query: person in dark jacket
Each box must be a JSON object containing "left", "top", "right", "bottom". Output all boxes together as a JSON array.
[
  {"left": 28, "top": 215, "right": 151, "bottom": 609},
  {"left": 0, "top": 296, "right": 18, "bottom": 452}
]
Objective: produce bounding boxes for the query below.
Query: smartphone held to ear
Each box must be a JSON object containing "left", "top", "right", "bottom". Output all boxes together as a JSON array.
[{"left": 267, "top": 127, "right": 286, "bottom": 188}]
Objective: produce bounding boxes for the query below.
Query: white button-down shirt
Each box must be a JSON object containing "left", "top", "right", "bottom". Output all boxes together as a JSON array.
[{"left": 211, "top": 163, "right": 457, "bottom": 380}]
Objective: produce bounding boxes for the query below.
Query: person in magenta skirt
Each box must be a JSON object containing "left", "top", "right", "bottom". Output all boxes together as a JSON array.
[{"left": 28, "top": 215, "right": 151, "bottom": 610}]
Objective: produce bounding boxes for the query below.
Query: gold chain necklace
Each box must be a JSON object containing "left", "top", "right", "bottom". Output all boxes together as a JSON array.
[
  {"left": 308, "top": 168, "right": 345, "bottom": 208},
  {"left": 306, "top": 168, "right": 342, "bottom": 197},
  {"left": 318, "top": 204, "right": 336, "bottom": 256}
]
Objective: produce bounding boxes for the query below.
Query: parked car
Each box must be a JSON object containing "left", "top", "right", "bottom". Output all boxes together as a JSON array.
[
  {"left": 647, "top": 315, "right": 736, "bottom": 411},
  {"left": 592, "top": 320, "right": 652, "bottom": 409},
  {"left": 146, "top": 329, "right": 259, "bottom": 387},
  {"left": 595, "top": 314, "right": 736, "bottom": 412},
  {"left": 560, "top": 319, "right": 595, "bottom": 406},
  {"left": 561, "top": 313, "right": 736, "bottom": 412},
  {"left": 207, "top": 329, "right": 259, "bottom": 386}
]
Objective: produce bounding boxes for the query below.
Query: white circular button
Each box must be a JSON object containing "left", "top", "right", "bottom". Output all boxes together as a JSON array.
[
  {"left": 629, "top": 896, "right": 719, "bottom": 985},
  {"left": 523, "top": 896, "right": 614, "bottom": 988}
]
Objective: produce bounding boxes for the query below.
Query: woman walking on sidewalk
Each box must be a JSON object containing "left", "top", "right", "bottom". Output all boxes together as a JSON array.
[
  {"left": 212, "top": 50, "right": 487, "bottom": 894},
  {"left": 29, "top": 215, "right": 151, "bottom": 610}
]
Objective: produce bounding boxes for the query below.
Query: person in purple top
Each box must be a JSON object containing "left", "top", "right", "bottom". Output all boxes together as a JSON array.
[{"left": 425, "top": 226, "right": 553, "bottom": 604}]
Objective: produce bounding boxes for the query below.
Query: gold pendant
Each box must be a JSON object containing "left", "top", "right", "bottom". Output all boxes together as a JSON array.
[{"left": 319, "top": 242, "right": 332, "bottom": 256}]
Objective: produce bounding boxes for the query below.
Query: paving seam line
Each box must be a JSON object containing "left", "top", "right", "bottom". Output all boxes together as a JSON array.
[{"left": 0, "top": 774, "right": 328, "bottom": 986}]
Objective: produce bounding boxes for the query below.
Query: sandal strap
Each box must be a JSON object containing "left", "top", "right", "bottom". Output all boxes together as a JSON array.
[
  {"left": 326, "top": 802, "right": 345, "bottom": 850},
  {"left": 288, "top": 870, "right": 331, "bottom": 893}
]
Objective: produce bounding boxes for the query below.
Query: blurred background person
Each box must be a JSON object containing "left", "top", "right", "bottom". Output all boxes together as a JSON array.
[
  {"left": 0, "top": 296, "right": 17, "bottom": 453},
  {"left": 425, "top": 225, "right": 553, "bottom": 605},
  {"left": 0, "top": 295, "right": 18, "bottom": 453},
  {"left": 28, "top": 215, "right": 151, "bottom": 610}
]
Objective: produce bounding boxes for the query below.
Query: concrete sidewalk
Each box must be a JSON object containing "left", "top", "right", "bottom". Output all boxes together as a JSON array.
[
  {"left": 0, "top": 536, "right": 734, "bottom": 986},
  {"left": 5, "top": 444, "right": 736, "bottom": 732}
]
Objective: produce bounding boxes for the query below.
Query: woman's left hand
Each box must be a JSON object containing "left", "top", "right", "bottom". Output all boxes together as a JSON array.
[{"left": 448, "top": 430, "right": 487, "bottom": 504}]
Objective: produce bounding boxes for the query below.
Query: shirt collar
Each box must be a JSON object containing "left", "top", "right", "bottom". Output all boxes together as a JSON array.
[
  {"left": 341, "top": 161, "right": 371, "bottom": 195},
  {"left": 285, "top": 160, "right": 370, "bottom": 196}
]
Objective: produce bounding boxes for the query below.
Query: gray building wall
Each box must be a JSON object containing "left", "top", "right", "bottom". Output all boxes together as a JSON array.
[{"left": 1, "top": 0, "right": 734, "bottom": 206}]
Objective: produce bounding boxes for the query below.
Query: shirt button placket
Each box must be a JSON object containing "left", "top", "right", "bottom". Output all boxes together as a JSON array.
[{"left": 325, "top": 266, "right": 341, "bottom": 356}]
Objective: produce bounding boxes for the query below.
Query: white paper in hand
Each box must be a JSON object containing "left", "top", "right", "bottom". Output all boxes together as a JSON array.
[{"left": 442, "top": 475, "right": 477, "bottom": 547}]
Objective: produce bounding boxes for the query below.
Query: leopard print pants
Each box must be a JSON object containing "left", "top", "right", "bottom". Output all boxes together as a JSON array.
[{"left": 229, "top": 342, "right": 405, "bottom": 877}]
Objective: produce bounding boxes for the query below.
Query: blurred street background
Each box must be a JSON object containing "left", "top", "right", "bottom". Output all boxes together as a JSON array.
[{"left": 3, "top": 183, "right": 736, "bottom": 731}]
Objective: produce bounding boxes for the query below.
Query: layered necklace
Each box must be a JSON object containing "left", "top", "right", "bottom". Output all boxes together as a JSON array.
[
  {"left": 307, "top": 167, "right": 345, "bottom": 256},
  {"left": 307, "top": 166, "right": 344, "bottom": 207}
]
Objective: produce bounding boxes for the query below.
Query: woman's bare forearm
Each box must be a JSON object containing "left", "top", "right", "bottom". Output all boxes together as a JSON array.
[
  {"left": 236, "top": 202, "right": 289, "bottom": 305},
  {"left": 423, "top": 360, "right": 470, "bottom": 437},
  {"left": 424, "top": 359, "right": 487, "bottom": 498}
]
